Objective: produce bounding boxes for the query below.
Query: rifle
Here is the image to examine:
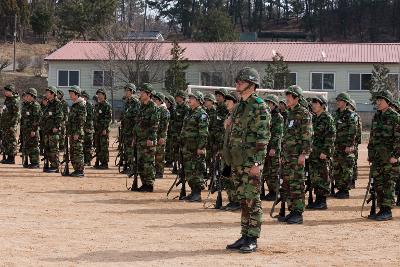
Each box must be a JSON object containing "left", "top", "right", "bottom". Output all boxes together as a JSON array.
[
  {"left": 128, "top": 139, "right": 139, "bottom": 191},
  {"left": 204, "top": 154, "right": 223, "bottom": 209},
  {"left": 60, "top": 135, "right": 70, "bottom": 176},
  {"left": 20, "top": 133, "right": 29, "bottom": 167},
  {"left": 270, "top": 166, "right": 285, "bottom": 220},
  {"left": 305, "top": 159, "right": 313, "bottom": 206},
  {"left": 41, "top": 134, "right": 50, "bottom": 171},
  {"left": 166, "top": 148, "right": 186, "bottom": 199},
  {"left": 115, "top": 126, "right": 127, "bottom": 173},
  {"left": 361, "top": 169, "right": 376, "bottom": 218},
  {"left": 396, "top": 179, "right": 400, "bottom": 206}
]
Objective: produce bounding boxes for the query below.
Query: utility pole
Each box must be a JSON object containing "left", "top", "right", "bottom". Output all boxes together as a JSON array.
[{"left": 13, "top": 14, "right": 17, "bottom": 72}]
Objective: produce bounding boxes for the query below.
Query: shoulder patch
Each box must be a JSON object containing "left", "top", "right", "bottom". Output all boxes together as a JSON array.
[
  {"left": 255, "top": 97, "right": 263, "bottom": 104},
  {"left": 200, "top": 113, "right": 208, "bottom": 121}
]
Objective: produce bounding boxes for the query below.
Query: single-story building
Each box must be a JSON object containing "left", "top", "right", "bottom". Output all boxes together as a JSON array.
[{"left": 45, "top": 41, "right": 400, "bottom": 114}]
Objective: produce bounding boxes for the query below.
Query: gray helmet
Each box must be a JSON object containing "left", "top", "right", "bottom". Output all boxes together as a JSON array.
[
  {"left": 374, "top": 90, "right": 394, "bottom": 105},
  {"left": 348, "top": 99, "right": 357, "bottom": 110},
  {"left": 68, "top": 85, "right": 81, "bottom": 95},
  {"left": 336, "top": 92, "right": 352, "bottom": 104},
  {"left": 285, "top": 85, "right": 303, "bottom": 98},
  {"left": 26, "top": 88, "right": 38, "bottom": 98},
  {"left": 175, "top": 90, "right": 188, "bottom": 99},
  {"left": 153, "top": 91, "right": 165, "bottom": 103},
  {"left": 4, "top": 84, "right": 16, "bottom": 93},
  {"left": 215, "top": 88, "right": 228, "bottom": 97},
  {"left": 225, "top": 92, "right": 238, "bottom": 103},
  {"left": 124, "top": 83, "right": 136, "bottom": 92},
  {"left": 264, "top": 95, "right": 279, "bottom": 106},
  {"left": 46, "top": 86, "right": 58, "bottom": 95},
  {"left": 312, "top": 95, "right": 328, "bottom": 106},
  {"left": 140, "top": 83, "right": 154, "bottom": 95},
  {"left": 96, "top": 88, "right": 107, "bottom": 99},
  {"left": 189, "top": 91, "right": 204, "bottom": 104},
  {"left": 204, "top": 93, "right": 217, "bottom": 103},
  {"left": 235, "top": 67, "right": 261, "bottom": 87}
]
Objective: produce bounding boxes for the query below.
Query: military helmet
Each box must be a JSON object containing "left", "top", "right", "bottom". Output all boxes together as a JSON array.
[
  {"left": 336, "top": 92, "right": 352, "bottom": 104},
  {"left": 235, "top": 67, "right": 261, "bottom": 87},
  {"left": 96, "top": 88, "right": 107, "bottom": 99},
  {"left": 264, "top": 95, "right": 279, "bottom": 106},
  {"left": 4, "top": 84, "right": 16, "bottom": 93},
  {"left": 165, "top": 94, "right": 176, "bottom": 106},
  {"left": 140, "top": 83, "right": 153, "bottom": 94},
  {"left": 124, "top": 83, "right": 136, "bottom": 92},
  {"left": 225, "top": 92, "right": 238, "bottom": 103},
  {"left": 189, "top": 91, "right": 204, "bottom": 104},
  {"left": 68, "top": 85, "right": 81, "bottom": 95},
  {"left": 374, "top": 90, "right": 394, "bottom": 104},
  {"left": 285, "top": 85, "right": 303, "bottom": 98},
  {"left": 391, "top": 99, "right": 400, "bottom": 111},
  {"left": 215, "top": 88, "right": 228, "bottom": 97},
  {"left": 153, "top": 91, "right": 165, "bottom": 103},
  {"left": 26, "top": 88, "right": 38, "bottom": 98},
  {"left": 349, "top": 99, "right": 357, "bottom": 110},
  {"left": 312, "top": 95, "right": 328, "bottom": 106},
  {"left": 204, "top": 93, "right": 217, "bottom": 103},
  {"left": 299, "top": 97, "right": 309, "bottom": 109},
  {"left": 57, "top": 89, "right": 64, "bottom": 97},
  {"left": 175, "top": 90, "right": 188, "bottom": 99},
  {"left": 279, "top": 99, "right": 287, "bottom": 106},
  {"left": 46, "top": 86, "right": 58, "bottom": 95},
  {"left": 81, "top": 90, "right": 89, "bottom": 99}
]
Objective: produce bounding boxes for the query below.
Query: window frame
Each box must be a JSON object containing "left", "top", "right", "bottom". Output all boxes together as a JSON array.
[
  {"left": 57, "top": 69, "right": 80, "bottom": 87},
  {"left": 388, "top": 73, "right": 400, "bottom": 90},
  {"left": 200, "top": 71, "right": 223, "bottom": 86},
  {"left": 310, "top": 72, "right": 335, "bottom": 91},
  {"left": 348, "top": 72, "right": 373, "bottom": 91},
  {"left": 93, "top": 70, "right": 113, "bottom": 87}
]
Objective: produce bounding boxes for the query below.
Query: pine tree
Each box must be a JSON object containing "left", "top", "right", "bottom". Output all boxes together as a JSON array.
[
  {"left": 262, "top": 53, "right": 291, "bottom": 89},
  {"left": 31, "top": 2, "right": 53, "bottom": 43},
  {"left": 164, "top": 40, "right": 189, "bottom": 96},
  {"left": 370, "top": 63, "right": 396, "bottom": 100}
]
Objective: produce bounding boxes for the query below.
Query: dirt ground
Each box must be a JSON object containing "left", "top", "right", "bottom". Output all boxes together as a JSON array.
[{"left": 1, "top": 137, "right": 399, "bottom": 266}]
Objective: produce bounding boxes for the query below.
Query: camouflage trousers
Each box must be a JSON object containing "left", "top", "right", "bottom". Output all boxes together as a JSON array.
[
  {"left": 94, "top": 133, "right": 109, "bottom": 164},
  {"left": 43, "top": 133, "right": 60, "bottom": 168},
  {"left": 2, "top": 127, "right": 17, "bottom": 156},
  {"left": 262, "top": 153, "right": 280, "bottom": 193},
  {"left": 182, "top": 150, "right": 205, "bottom": 191},
  {"left": 83, "top": 131, "right": 93, "bottom": 164},
  {"left": 353, "top": 145, "right": 359, "bottom": 182},
  {"left": 137, "top": 143, "right": 156, "bottom": 186},
  {"left": 122, "top": 133, "right": 134, "bottom": 168},
  {"left": 23, "top": 130, "right": 40, "bottom": 165},
  {"left": 309, "top": 157, "right": 330, "bottom": 196},
  {"left": 370, "top": 161, "right": 397, "bottom": 208},
  {"left": 282, "top": 157, "right": 305, "bottom": 213},
  {"left": 224, "top": 175, "right": 238, "bottom": 202},
  {"left": 155, "top": 143, "right": 166, "bottom": 175},
  {"left": 232, "top": 165, "right": 263, "bottom": 238},
  {"left": 59, "top": 123, "right": 66, "bottom": 151},
  {"left": 333, "top": 151, "right": 355, "bottom": 191},
  {"left": 165, "top": 134, "right": 173, "bottom": 163},
  {"left": 70, "top": 136, "right": 84, "bottom": 172}
]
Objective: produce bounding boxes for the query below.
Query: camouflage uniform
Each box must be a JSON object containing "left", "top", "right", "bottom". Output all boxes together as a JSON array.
[
  {"left": 41, "top": 86, "right": 64, "bottom": 171},
  {"left": 93, "top": 89, "right": 112, "bottom": 168},
  {"left": 81, "top": 90, "right": 94, "bottom": 165},
  {"left": 164, "top": 95, "right": 176, "bottom": 165},
  {"left": 204, "top": 93, "right": 218, "bottom": 178},
  {"left": 57, "top": 90, "right": 69, "bottom": 151},
  {"left": 213, "top": 89, "right": 229, "bottom": 153},
  {"left": 154, "top": 92, "right": 170, "bottom": 177},
  {"left": 333, "top": 93, "right": 357, "bottom": 197},
  {"left": 349, "top": 99, "right": 362, "bottom": 188},
  {"left": 67, "top": 86, "right": 86, "bottom": 175}
]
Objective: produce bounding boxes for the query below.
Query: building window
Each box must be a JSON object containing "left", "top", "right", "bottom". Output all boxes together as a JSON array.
[
  {"left": 311, "top": 72, "right": 335, "bottom": 90},
  {"left": 288, "top": 72, "right": 297, "bottom": 86},
  {"left": 272, "top": 72, "right": 297, "bottom": 89},
  {"left": 201, "top": 72, "right": 223, "bottom": 86},
  {"left": 93, "top": 71, "right": 113, "bottom": 86},
  {"left": 58, "top": 70, "right": 79, "bottom": 87},
  {"left": 349, "top": 73, "right": 372, "bottom": 90},
  {"left": 389, "top": 73, "right": 400, "bottom": 90}
]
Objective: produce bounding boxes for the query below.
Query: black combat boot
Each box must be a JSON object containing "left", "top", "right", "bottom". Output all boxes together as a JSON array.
[
  {"left": 28, "top": 163, "right": 40, "bottom": 169},
  {"left": 4, "top": 156, "right": 15, "bottom": 164},
  {"left": 225, "top": 202, "right": 241, "bottom": 211},
  {"left": 334, "top": 189, "right": 349, "bottom": 199},
  {"left": 286, "top": 211, "right": 303, "bottom": 224},
  {"left": 239, "top": 237, "right": 257, "bottom": 253},
  {"left": 374, "top": 207, "right": 392, "bottom": 221},
  {"left": 313, "top": 195, "right": 327, "bottom": 210},
  {"left": 70, "top": 170, "right": 85, "bottom": 177},
  {"left": 172, "top": 163, "right": 178, "bottom": 174},
  {"left": 155, "top": 172, "right": 163, "bottom": 179},
  {"left": 44, "top": 167, "right": 59, "bottom": 173},
  {"left": 278, "top": 210, "right": 292, "bottom": 222},
  {"left": 306, "top": 195, "right": 316, "bottom": 209},
  {"left": 226, "top": 236, "right": 247, "bottom": 250},
  {"left": 0, "top": 154, "right": 6, "bottom": 164},
  {"left": 98, "top": 163, "right": 109, "bottom": 169},
  {"left": 264, "top": 191, "right": 276, "bottom": 201},
  {"left": 144, "top": 184, "right": 154, "bottom": 192},
  {"left": 188, "top": 188, "right": 202, "bottom": 202}
]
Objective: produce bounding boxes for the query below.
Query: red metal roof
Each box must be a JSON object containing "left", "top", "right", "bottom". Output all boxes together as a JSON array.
[{"left": 45, "top": 41, "right": 400, "bottom": 63}]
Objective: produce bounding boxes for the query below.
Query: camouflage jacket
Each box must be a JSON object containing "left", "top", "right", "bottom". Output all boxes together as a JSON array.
[
  {"left": 311, "top": 111, "right": 336, "bottom": 159},
  {"left": 215, "top": 102, "right": 229, "bottom": 132},
  {"left": 157, "top": 104, "right": 170, "bottom": 140},
  {"left": 268, "top": 108, "right": 284, "bottom": 153},
  {"left": 84, "top": 101, "right": 94, "bottom": 132},
  {"left": 206, "top": 105, "right": 217, "bottom": 143},
  {"left": 59, "top": 98, "right": 69, "bottom": 121},
  {"left": 0, "top": 95, "right": 20, "bottom": 129},
  {"left": 20, "top": 101, "right": 28, "bottom": 131},
  {"left": 225, "top": 93, "right": 270, "bottom": 168},
  {"left": 21, "top": 101, "right": 41, "bottom": 133},
  {"left": 354, "top": 112, "right": 362, "bottom": 144},
  {"left": 67, "top": 98, "right": 86, "bottom": 136},
  {"left": 121, "top": 96, "right": 140, "bottom": 136},
  {"left": 181, "top": 106, "right": 209, "bottom": 152},
  {"left": 40, "top": 98, "right": 63, "bottom": 134},
  {"left": 281, "top": 103, "right": 313, "bottom": 160},
  {"left": 334, "top": 108, "right": 357, "bottom": 152},
  {"left": 134, "top": 100, "right": 159, "bottom": 144},
  {"left": 167, "top": 105, "right": 176, "bottom": 138},
  {"left": 368, "top": 107, "right": 400, "bottom": 162},
  {"left": 170, "top": 102, "right": 190, "bottom": 137},
  {"left": 94, "top": 100, "right": 112, "bottom": 132},
  {"left": 280, "top": 110, "right": 288, "bottom": 124}
]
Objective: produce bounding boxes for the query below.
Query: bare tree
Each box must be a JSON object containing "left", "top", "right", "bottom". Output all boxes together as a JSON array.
[{"left": 0, "top": 56, "right": 11, "bottom": 73}]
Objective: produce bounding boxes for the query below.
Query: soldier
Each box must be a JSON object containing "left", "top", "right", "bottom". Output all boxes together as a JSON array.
[
  {"left": 41, "top": 86, "right": 63, "bottom": 172},
  {"left": 81, "top": 90, "right": 94, "bottom": 166},
  {"left": 66, "top": 86, "right": 86, "bottom": 177},
  {"left": 261, "top": 95, "right": 283, "bottom": 201},
  {"left": 93, "top": 89, "right": 112, "bottom": 169},
  {"left": 132, "top": 83, "right": 159, "bottom": 192},
  {"left": 348, "top": 99, "right": 362, "bottom": 189},
  {"left": 153, "top": 92, "right": 170, "bottom": 178},
  {"left": 213, "top": 88, "right": 229, "bottom": 157},
  {"left": 180, "top": 91, "right": 209, "bottom": 202},
  {"left": 307, "top": 96, "right": 336, "bottom": 210},
  {"left": 0, "top": 84, "right": 20, "bottom": 164},
  {"left": 57, "top": 89, "right": 68, "bottom": 151},
  {"left": 224, "top": 67, "right": 270, "bottom": 253},
  {"left": 279, "top": 85, "right": 313, "bottom": 224},
  {"left": 279, "top": 99, "right": 288, "bottom": 124},
  {"left": 367, "top": 90, "right": 400, "bottom": 221},
  {"left": 121, "top": 83, "right": 140, "bottom": 173},
  {"left": 19, "top": 92, "right": 28, "bottom": 167},
  {"left": 164, "top": 94, "right": 176, "bottom": 167},
  {"left": 333, "top": 93, "right": 357, "bottom": 199},
  {"left": 203, "top": 93, "right": 217, "bottom": 180}
]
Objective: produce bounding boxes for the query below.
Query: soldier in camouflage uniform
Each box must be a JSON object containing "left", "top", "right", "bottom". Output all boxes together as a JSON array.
[
  {"left": 213, "top": 89, "right": 229, "bottom": 152},
  {"left": 19, "top": 92, "right": 28, "bottom": 167},
  {"left": 21, "top": 88, "right": 41, "bottom": 168},
  {"left": 203, "top": 93, "right": 217, "bottom": 180},
  {"left": 41, "top": 86, "right": 63, "bottom": 172},
  {"left": 57, "top": 89, "right": 68, "bottom": 151},
  {"left": 164, "top": 94, "right": 176, "bottom": 166},
  {"left": 349, "top": 99, "right": 362, "bottom": 189},
  {"left": 261, "top": 95, "right": 283, "bottom": 201},
  {"left": 93, "top": 89, "right": 112, "bottom": 169},
  {"left": 81, "top": 90, "right": 94, "bottom": 166},
  {"left": 224, "top": 67, "right": 270, "bottom": 253},
  {"left": 280, "top": 85, "right": 313, "bottom": 224},
  {"left": 153, "top": 92, "right": 170, "bottom": 178},
  {"left": 307, "top": 96, "right": 336, "bottom": 210},
  {"left": 180, "top": 91, "right": 209, "bottom": 202},
  {"left": 367, "top": 90, "right": 400, "bottom": 221},
  {"left": 132, "top": 84, "right": 159, "bottom": 192},
  {"left": 0, "top": 84, "right": 20, "bottom": 164},
  {"left": 333, "top": 93, "right": 357, "bottom": 199},
  {"left": 279, "top": 99, "right": 288, "bottom": 124},
  {"left": 66, "top": 86, "right": 86, "bottom": 177}
]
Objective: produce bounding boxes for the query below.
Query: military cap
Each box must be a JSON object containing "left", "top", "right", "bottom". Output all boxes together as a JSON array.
[
  {"left": 225, "top": 92, "right": 238, "bottom": 103},
  {"left": 124, "top": 83, "right": 136, "bottom": 92},
  {"left": 57, "top": 89, "right": 64, "bottom": 96},
  {"left": 81, "top": 90, "right": 89, "bottom": 99},
  {"left": 175, "top": 90, "right": 188, "bottom": 99},
  {"left": 374, "top": 90, "right": 394, "bottom": 105},
  {"left": 26, "top": 88, "right": 38, "bottom": 98},
  {"left": 188, "top": 91, "right": 204, "bottom": 104},
  {"left": 68, "top": 85, "right": 81, "bottom": 95},
  {"left": 336, "top": 92, "right": 352, "bottom": 104},
  {"left": 312, "top": 95, "right": 328, "bottom": 106},
  {"left": 153, "top": 91, "right": 165, "bottom": 103},
  {"left": 264, "top": 95, "right": 280, "bottom": 106},
  {"left": 235, "top": 67, "right": 261, "bottom": 87},
  {"left": 204, "top": 93, "right": 217, "bottom": 103},
  {"left": 96, "top": 88, "right": 107, "bottom": 98},
  {"left": 285, "top": 85, "right": 303, "bottom": 98},
  {"left": 215, "top": 88, "right": 228, "bottom": 97},
  {"left": 139, "top": 83, "right": 153, "bottom": 94},
  {"left": 46, "top": 86, "right": 58, "bottom": 95},
  {"left": 165, "top": 94, "right": 176, "bottom": 106},
  {"left": 3, "top": 84, "right": 16, "bottom": 93}
]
